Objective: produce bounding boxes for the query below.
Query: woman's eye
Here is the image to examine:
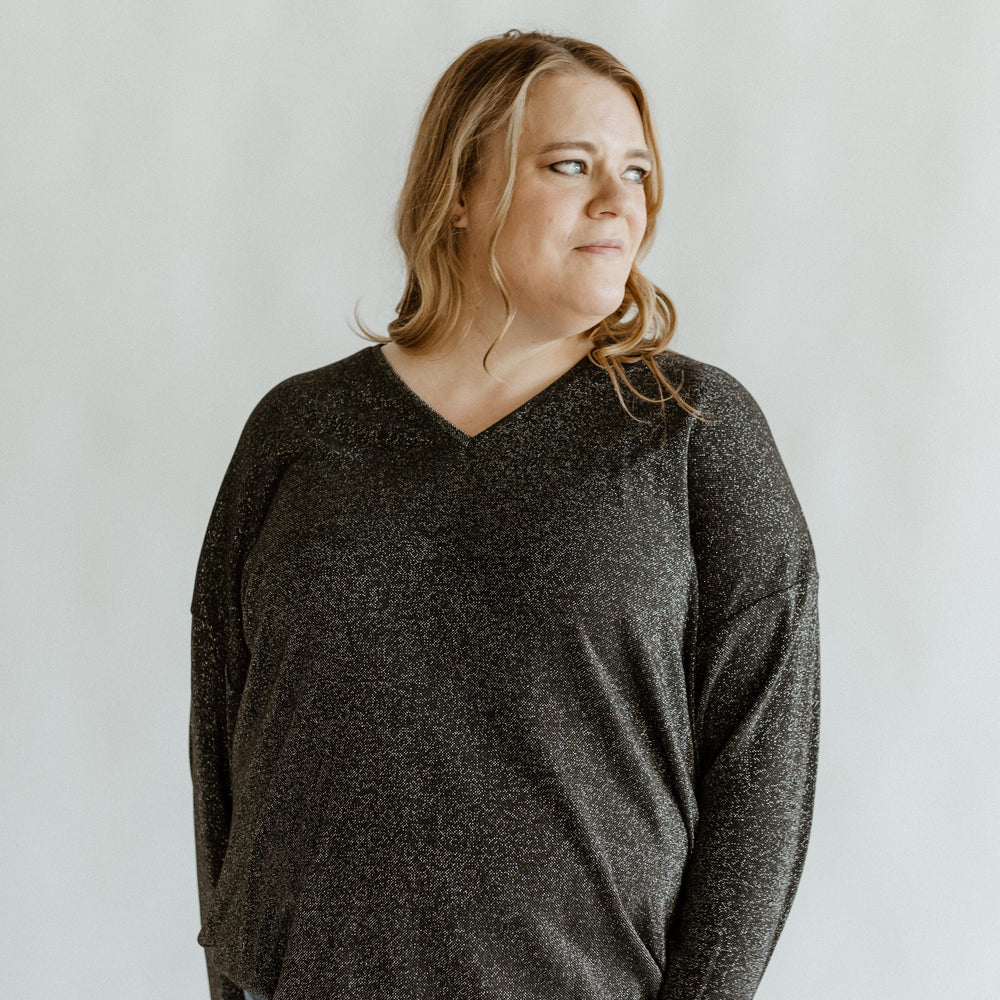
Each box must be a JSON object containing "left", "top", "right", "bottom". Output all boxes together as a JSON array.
[
  {"left": 550, "top": 160, "right": 586, "bottom": 176},
  {"left": 548, "top": 160, "right": 649, "bottom": 183}
]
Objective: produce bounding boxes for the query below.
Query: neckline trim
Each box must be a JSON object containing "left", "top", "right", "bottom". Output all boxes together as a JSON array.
[{"left": 369, "top": 344, "right": 592, "bottom": 446}]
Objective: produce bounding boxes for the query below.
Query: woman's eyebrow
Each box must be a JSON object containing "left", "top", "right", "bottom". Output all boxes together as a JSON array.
[{"left": 535, "top": 140, "right": 652, "bottom": 161}]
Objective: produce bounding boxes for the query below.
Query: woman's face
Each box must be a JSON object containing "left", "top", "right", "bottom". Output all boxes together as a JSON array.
[{"left": 455, "top": 72, "right": 651, "bottom": 336}]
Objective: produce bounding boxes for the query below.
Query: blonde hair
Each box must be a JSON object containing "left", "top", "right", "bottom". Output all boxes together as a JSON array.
[{"left": 357, "top": 29, "right": 704, "bottom": 425}]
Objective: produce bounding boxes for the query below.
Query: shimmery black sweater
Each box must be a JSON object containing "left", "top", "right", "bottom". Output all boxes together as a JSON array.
[{"left": 189, "top": 343, "right": 820, "bottom": 1000}]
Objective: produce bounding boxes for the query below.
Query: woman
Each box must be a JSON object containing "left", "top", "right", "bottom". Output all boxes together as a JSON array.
[{"left": 190, "top": 30, "right": 820, "bottom": 1000}]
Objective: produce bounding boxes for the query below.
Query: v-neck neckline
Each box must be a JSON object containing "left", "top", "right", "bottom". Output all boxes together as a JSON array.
[{"left": 369, "top": 343, "right": 592, "bottom": 446}]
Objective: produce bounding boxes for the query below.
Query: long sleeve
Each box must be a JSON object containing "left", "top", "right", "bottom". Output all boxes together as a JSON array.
[
  {"left": 190, "top": 610, "right": 246, "bottom": 1000},
  {"left": 659, "top": 368, "right": 821, "bottom": 999},
  {"left": 189, "top": 386, "right": 295, "bottom": 1000}
]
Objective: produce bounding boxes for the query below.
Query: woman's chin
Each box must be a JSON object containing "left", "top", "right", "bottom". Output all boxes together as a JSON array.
[
  {"left": 576, "top": 290, "right": 628, "bottom": 323},
  {"left": 515, "top": 286, "right": 628, "bottom": 331}
]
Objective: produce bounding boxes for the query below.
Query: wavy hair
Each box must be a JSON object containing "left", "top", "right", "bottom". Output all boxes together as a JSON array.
[{"left": 356, "top": 29, "right": 704, "bottom": 425}]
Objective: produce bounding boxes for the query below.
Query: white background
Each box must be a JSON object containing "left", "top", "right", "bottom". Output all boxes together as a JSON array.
[{"left": 2, "top": 2, "right": 998, "bottom": 997}]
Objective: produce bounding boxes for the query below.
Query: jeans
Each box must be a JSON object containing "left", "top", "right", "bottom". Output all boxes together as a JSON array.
[{"left": 244, "top": 992, "right": 267, "bottom": 1000}]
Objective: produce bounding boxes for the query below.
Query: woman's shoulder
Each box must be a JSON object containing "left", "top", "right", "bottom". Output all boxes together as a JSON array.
[
  {"left": 252, "top": 344, "right": 374, "bottom": 411},
  {"left": 201, "top": 347, "right": 379, "bottom": 473},
  {"left": 657, "top": 350, "right": 818, "bottom": 592},
  {"left": 234, "top": 344, "right": 377, "bottom": 443},
  {"left": 647, "top": 348, "right": 768, "bottom": 427}
]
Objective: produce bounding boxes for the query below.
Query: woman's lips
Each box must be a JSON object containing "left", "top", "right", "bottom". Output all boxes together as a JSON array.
[{"left": 574, "top": 241, "right": 624, "bottom": 257}]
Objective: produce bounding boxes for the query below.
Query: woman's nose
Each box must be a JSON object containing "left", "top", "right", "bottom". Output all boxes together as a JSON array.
[{"left": 587, "top": 173, "right": 631, "bottom": 217}]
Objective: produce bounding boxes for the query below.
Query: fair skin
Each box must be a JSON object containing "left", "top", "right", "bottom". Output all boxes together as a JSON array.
[{"left": 381, "top": 71, "right": 651, "bottom": 437}]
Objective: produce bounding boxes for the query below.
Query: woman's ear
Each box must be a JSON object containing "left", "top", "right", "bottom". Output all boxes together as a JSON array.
[{"left": 450, "top": 193, "right": 468, "bottom": 231}]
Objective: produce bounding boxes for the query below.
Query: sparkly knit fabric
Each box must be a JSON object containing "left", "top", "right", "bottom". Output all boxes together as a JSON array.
[{"left": 189, "top": 343, "right": 820, "bottom": 1000}]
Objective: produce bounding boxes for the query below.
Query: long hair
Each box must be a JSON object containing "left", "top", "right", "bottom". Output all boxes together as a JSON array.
[{"left": 357, "top": 29, "right": 705, "bottom": 425}]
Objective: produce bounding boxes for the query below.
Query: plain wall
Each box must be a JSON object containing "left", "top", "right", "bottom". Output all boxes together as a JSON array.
[{"left": 2, "top": 1, "right": 998, "bottom": 997}]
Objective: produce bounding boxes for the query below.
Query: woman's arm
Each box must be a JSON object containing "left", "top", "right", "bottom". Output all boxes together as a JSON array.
[
  {"left": 659, "top": 366, "right": 821, "bottom": 999},
  {"left": 190, "top": 611, "right": 245, "bottom": 1000},
  {"left": 188, "top": 383, "right": 294, "bottom": 1000}
]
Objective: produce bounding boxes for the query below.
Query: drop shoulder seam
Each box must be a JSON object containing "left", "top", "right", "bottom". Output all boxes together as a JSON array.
[{"left": 709, "top": 569, "right": 819, "bottom": 630}]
